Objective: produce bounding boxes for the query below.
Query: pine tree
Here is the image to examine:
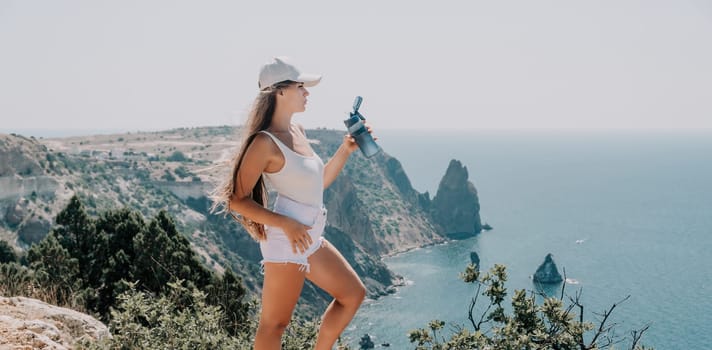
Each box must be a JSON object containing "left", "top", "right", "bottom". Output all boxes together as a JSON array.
[
  {"left": 205, "top": 267, "right": 252, "bottom": 336},
  {"left": 27, "top": 233, "right": 81, "bottom": 306},
  {"left": 94, "top": 207, "right": 146, "bottom": 316},
  {"left": 132, "top": 210, "right": 212, "bottom": 294},
  {"left": 53, "top": 195, "right": 96, "bottom": 267}
]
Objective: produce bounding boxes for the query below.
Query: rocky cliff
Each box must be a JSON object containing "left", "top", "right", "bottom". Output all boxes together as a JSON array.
[
  {"left": 0, "top": 134, "right": 70, "bottom": 248},
  {"left": 0, "top": 134, "right": 45, "bottom": 178},
  {"left": 309, "top": 129, "right": 444, "bottom": 256},
  {"left": 430, "top": 159, "right": 483, "bottom": 238}
]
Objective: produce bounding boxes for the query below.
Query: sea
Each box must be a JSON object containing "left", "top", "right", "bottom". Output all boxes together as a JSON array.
[{"left": 344, "top": 129, "right": 712, "bottom": 350}]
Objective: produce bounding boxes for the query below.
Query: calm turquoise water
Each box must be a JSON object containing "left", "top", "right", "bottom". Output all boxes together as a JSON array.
[{"left": 345, "top": 129, "right": 712, "bottom": 349}]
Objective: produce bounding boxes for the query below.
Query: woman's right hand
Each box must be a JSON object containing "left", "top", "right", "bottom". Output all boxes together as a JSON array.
[{"left": 281, "top": 217, "right": 313, "bottom": 254}]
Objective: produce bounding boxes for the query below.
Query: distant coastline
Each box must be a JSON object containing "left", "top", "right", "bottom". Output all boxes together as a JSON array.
[
  {"left": 0, "top": 128, "right": 141, "bottom": 138},
  {"left": 5, "top": 127, "right": 712, "bottom": 140}
]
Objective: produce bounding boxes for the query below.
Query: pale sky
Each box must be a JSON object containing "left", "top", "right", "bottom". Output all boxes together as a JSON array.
[{"left": 1, "top": 0, "right": 711, "bottom": 134}]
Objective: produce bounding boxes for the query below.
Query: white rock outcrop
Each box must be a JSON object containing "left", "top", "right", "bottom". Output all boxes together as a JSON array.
[
  {"left": 0, "top": 296, "right": 110, "bottom": 350},
  {"left": 0, "top": 175, "right": 59, "bottom": 201}
]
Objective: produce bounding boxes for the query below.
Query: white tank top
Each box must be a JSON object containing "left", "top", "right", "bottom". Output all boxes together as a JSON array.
[{"left": 259, "top": 130, "right": 324, "bottom": 207}]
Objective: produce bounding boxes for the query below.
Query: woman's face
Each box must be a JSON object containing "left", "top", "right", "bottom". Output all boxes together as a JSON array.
[{"left": 277, "top": 82, "right": 310, "bottom": 113}]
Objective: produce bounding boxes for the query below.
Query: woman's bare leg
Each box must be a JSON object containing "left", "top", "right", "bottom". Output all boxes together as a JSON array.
[
  {"left": 254, "top": 263, "right": 306, "bottom": 350},
  {"left": 306, "top": 240, "right": 366, "bottom": 350}
]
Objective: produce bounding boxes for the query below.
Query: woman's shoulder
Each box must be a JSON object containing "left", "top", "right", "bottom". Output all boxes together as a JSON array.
[{"left": 248, "top": 131, "right": 281, "bottom": 154}]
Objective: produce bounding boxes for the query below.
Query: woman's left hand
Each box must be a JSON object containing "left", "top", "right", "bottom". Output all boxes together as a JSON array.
[{"left": 343, "top": 123, "right": 376, "bottom": 153}]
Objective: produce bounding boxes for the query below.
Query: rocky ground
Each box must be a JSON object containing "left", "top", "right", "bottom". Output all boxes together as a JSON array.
[{"left": 0, "top": 296, "right": 109, "bottom": 350}]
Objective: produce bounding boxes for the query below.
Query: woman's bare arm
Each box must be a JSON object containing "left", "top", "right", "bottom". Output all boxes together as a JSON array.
[
  {"left": 323, "top": 124, "right": 374, "bottom": 189},
  {"left": 323, "top": 137, "right": 356, "bottom": 189},
  {"left": 229, "top": 133, "right": 313, "bottom": 252}
]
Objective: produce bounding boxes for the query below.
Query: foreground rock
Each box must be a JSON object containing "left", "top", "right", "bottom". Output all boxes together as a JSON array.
[
  {"left": 0, "top": 296, "right": 110, "bottom": 349},
  {"left": 533, "top": 253, "right": 564, "bottom": 284}
]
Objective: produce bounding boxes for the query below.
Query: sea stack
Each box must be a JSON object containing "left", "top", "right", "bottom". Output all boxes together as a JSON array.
[
  {"left": 359, "top": 334, "right": 375, "bottom": 349},
  {"left": 470, "top": 251, "right": 480, "bottom": 269},
  {"left": 430, "top": 159, "right": 482, "bottom": 239},
  {"left": 533, "top": 253, "right": 563, "bottom": 284}
]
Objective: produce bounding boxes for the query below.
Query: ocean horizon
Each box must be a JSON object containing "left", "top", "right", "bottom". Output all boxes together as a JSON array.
[{"left": 3, "top": 126, "right": 710, "bottom": 139}]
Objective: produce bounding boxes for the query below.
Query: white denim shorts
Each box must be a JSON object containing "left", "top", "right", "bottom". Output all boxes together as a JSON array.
[{"left": 260, "top": 195, "right": 327, "bottom": 273}]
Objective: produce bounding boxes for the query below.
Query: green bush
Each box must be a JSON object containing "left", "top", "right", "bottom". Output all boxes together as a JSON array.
[
  {"left": 167, "top": 151, "right": 189, "bottom": 162},
  {"left": 409, "top": 264, "right": 652, "bottom": 350},
  {"left": 0, "top": 262, "right": 32, "bottom": 296},
  {"left": 80, "top": 280, "right": 250, "bottom": 350},
  {"left": 78, "top": 280, "right": 347, "bottom": 350},
  {"left": 0, "top": 240, "right": 17, "bottom": 263},
  {"left": 162, "top": 169, "right": 176, "bottom": 182},
  {"left": 174, "top": 166, "right": 191, "bottom": 179}
]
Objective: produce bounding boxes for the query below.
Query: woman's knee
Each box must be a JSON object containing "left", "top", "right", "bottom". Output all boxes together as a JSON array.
[
  {"left": 258, "top": 317, "right": 291, "bottom": 335},
  {"left": 355, "top": 281, "right": 367, "bottom": 301},
  {"left": 340, "top": 281, "right": 366, "bottom": 307}
]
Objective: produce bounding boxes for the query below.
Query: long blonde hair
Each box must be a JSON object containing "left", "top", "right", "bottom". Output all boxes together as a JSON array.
[{"left": 210, "top": 81, "right": 294, "bottom": 240}]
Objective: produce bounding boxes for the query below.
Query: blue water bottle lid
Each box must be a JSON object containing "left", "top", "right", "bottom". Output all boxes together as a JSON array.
[{"left": 352, "top": 96, "right": 365, "bottom": 120}]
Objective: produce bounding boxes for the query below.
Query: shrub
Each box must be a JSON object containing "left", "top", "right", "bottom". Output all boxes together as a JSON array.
[
  {"left": 0, "top": 240, "right": 17, "bottom": 263},
  {"left": 162, "top": 169, "right": 176, "bottom": 182},
  {"left": 409, "top": 264, "right": 652, "bottom": 350},
  {"left": 174, "top": 166, "right": 191, "bottom": 179},
  {"left": 79, "top": 280, "right": 250, "bottom": 350},
  {"left": 0, "top": 262, "right": 32, "bottom": 296},
  {"left": 167, "top": 151, "right": 189, "bottom": 162},
  {"left": 78, "top": 280, "right": 344, "bottom": 350}
]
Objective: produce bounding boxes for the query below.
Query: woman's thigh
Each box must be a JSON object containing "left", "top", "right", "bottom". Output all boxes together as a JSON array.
[
  {"left": 260, "top": 263, "right": 307, "bottom": 324},
  {"left": 305, "top": 240, "right": 365, "bottom": 300}
]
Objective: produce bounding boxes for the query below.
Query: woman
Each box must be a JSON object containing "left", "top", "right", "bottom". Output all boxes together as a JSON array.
[{"left": 212, "top": 57, "right": 367, "bottom": 349}]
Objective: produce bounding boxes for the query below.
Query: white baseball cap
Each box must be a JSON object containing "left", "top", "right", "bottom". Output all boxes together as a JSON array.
[{"left": 258, "top": 56, "right": 321, "bottom": 91}]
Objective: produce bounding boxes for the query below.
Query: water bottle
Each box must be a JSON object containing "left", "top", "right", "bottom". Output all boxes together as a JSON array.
[{"left": 343, "top": 96, "right": 381, "bottom": 158}]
